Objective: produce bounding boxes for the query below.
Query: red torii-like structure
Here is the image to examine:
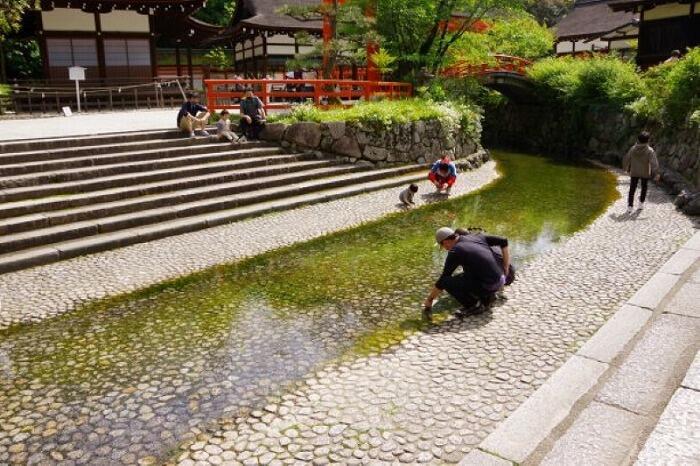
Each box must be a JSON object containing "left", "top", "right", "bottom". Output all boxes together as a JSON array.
[{"left": 441, "top": 54, "right": 532, "bottom": 78}]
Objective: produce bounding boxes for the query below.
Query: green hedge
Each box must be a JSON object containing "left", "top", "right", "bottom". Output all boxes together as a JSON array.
[
  {"left": 268, "top": 99, "right": 483, "bottom": 141},
  {"left": 527, "top": 49, "right": 700, "bottom": 127}
]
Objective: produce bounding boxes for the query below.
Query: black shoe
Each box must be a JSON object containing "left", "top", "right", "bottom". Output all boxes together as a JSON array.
[
  {"left": 422, "top": 307, "right": 433, "bottom": 323},
  {"left": 455, "top": 303, "right": 485, "bottom": 319}
]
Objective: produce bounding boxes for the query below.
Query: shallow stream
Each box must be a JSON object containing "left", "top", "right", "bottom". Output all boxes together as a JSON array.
[{"left": 0, "top": 152, "right": 618, "bottom": 464}]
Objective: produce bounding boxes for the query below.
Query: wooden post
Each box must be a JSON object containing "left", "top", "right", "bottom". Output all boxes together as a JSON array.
[
  {"left": 95, "top": 12, "right": 107, "bottom": 83},
  {"left": 187, "top": 47, "right": 194, "bottom": 88},
  {"left": 175, "top": 42, "right": 182, "bottom": 78}
]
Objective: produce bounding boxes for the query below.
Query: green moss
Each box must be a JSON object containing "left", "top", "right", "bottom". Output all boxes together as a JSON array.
[{"left": 0, "top": 151, "right": 618, "bottom": 397}]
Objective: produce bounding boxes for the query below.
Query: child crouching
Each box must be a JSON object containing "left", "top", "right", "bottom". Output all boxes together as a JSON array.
[{"left": 216, "top": 110, "right": 246, "bottom": 143}]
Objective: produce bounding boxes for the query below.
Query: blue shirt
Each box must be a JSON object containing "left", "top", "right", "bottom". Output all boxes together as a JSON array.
[
  {"left": 430, "top": 160, "right": 458, "bottom": 177},
  {"left": 177, "top": 102, "right": 207, "bottom": 125}
]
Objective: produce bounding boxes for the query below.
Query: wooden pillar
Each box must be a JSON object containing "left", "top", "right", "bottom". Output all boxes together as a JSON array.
[
  {"left": 262, "top": 34, "right": 268, "bottom": 77},
  {"left": 175, "top": 42, "right": 182, "bottom": 78},
  {"left": 0, "top": 41, "right": 6, "bottom": 83},
  {"left": 95, "top": 12, "right": 107, "bottom": 82},
  {"left": 187, "top": 46, "right": 194, "bottom": 88},
  {"left": 149, "top": 14, "right": 158, "bottom": 79}
]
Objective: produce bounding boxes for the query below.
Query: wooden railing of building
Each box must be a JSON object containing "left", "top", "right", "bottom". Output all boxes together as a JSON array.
[
  {"left": 441, "top": 54, "right": 532, "bottom": 78},
  {"left": 204, "top": 79, "right": 413, "bottom": 110}
]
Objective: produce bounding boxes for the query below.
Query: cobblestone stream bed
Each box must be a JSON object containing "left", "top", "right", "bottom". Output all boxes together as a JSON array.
[{"left": 1, "top": 152, "right": 693, "bottom": 466}]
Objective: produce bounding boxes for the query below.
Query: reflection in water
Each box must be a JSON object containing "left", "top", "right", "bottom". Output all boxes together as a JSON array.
[{"left": 0, "top": 152, "right": 618, "bottom": 464}]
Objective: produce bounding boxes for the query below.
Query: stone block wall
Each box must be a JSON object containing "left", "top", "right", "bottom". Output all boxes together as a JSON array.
[{"left": 260, "top": 119, "right": 481, "bottom": 167}]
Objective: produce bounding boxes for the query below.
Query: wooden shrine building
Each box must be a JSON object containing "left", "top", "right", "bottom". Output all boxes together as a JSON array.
[
  {"left": 610, "top": 0, "right": 699, "bottom": 67},
  {"left": 555, "top": 0, "right": 639, "bottom": 56}
]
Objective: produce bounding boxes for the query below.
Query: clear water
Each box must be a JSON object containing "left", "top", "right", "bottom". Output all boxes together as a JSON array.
[{"left": 0, "top": 152, "right": 618, "bottom": 464}]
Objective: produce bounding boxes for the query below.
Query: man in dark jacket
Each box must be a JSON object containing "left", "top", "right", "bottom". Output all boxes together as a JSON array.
[
  {"left": 423, "top": 227, "right": 511, "bottom": 320},
  {"left": 177, "top": 92, "right": 210, "bottom": 138}
]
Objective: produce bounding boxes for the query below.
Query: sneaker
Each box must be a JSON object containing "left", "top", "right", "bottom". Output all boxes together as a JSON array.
[
  {"left": 445, "top": 186, "right": 452, "bottom": 196},
  {"left": 238, "top": 136, "right": 247, "bottom": 143},
  {"left": 637, "top": 203, "right": 644, "bottom": 211},
  {"left": 455, "top": 303, "right": 485, "bottom": 319},
  {"left": 200, "top": 130, "right": 210, "bottom": 137},
  {"left": 626, "top": 206, "right": 634, "bottom": 213},
  {"left": 189, "top": 132, "right": 196, "bottom": 139},
  {"left": 422, "top": 307, "right": 433, "bottom": 323},
  {"left": 495, "top": 291, "right": 508, "bottom": 301}
]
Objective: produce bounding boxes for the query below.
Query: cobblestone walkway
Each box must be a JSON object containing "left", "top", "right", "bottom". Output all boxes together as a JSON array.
[
  {"left": 172, "top": 174, "right": 695, "bottom": 466},
  {"left": 0, "top": 161, "right": 498, "bottom": 329}
]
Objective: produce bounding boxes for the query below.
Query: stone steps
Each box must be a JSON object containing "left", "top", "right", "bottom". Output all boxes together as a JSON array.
[
  {"left": 0, "top": 159, "right": 331, "bottom": 219},
  {"left": 0, "top": 140, "right": 267, "bottom": 176},
  {"left": 0, "top": 162, "right": 357, "bottom": 236},
  {"left": 0, "top": 151, "right": 301, "bottom": 202},
  {"left": 0, "top": 146, "right": 284, "bottom": 189},
  {"left": 0, "top": 170, "right": 428, "bottom": 274}
]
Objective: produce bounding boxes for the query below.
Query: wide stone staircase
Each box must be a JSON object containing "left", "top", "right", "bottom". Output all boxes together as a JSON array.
[{"left": 0, "top": 129, "right": 430, "bottom": 274}]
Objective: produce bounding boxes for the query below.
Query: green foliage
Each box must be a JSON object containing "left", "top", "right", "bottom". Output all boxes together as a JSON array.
[
  {"left": 630, "top": 47, "right": 700, "bottom": 126},
  {"left": 449, "top": 13, "right": 554, "bottom": 67},
  {"left": 370, "top": 48, "right": 397, "bottom": 75},
  {"left": 0, "top": 83, "right": 9, "bottom": 97},
  {"left": 203, "top": 46, "right": 232, "bottom": 70},
  {"left": 524, "top": 0, "right": 574, "bottom": 26},
  {"left": 268, "top": 98, "right": 483, "bottom": 140},
  {"left": 0, "top": 0, "right": 33, "bottom": 39},
  {"left": 528, "top": 55, "right": 643, "bottom": 109},
  {"left": 2, "top": 38, "right": 42, "bottom": 80},
  {"left": 375, "top": 0, "right": 528, "bottom": 78},
  {"left": 193, "top": 0, "right": 235, "bottom": 26}
]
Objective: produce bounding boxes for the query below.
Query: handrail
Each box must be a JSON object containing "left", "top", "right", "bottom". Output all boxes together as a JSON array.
[
  {"left": 205, "top": 78, "right": 413, "bottom": 110},
  {"left": 442, "top": 54, "right": 532, "bottom": 78}
]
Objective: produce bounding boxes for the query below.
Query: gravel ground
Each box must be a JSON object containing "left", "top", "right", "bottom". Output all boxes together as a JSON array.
[
  {"left": 0, "top": 161, "right": 498, "bottom": 329},
  {"left": 170, "top": 171, "right": 695, "bottom": 466}
]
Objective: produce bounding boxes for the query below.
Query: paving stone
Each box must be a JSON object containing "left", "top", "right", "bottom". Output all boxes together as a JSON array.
[
  {"left": 658, "top": 248, "right": 700, "bottom": 275},
  {"left": 635, "top": 388, "right": 700, "bottom": 466},
  {"left": 540, "top": 402, "right": 646, "bottom": 466},
  {"left": 627, "top": 272, "right": 680, "bottom": 310},
  {"left": 479, "top": 356, "right": 607, "bottom": 464},
  {"left": 663, "top": 281, "right": 700, "bottom": 319},
  {"left": 596, "top": 314, "right": 700, "bottom": 415},
  {"left": 681, "top": 232, "right": 700, "bottom": 251},
  {"left": 681, "top": 350, "right": 700, "bottom": 392},
  {"left": 458, "top": 449, "right": 512, "bottom": 466},
  {"left": 577, "top": 304, "right": 652, "bottom": 364}
]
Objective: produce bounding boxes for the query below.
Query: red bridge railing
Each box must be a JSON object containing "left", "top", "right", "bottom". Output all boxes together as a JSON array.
[
  {"left": 204, "top": 79, "right": 413, "bottom": 110},
  {"left": 442, "top": 54, "right": 532, "bottom": 78}
]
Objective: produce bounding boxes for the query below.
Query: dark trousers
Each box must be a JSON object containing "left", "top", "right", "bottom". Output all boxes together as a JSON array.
[
  {"left": 240, "top": 117, "right": 264, "bottom": 139},
  {"left": 441, "top": 273, "right": 492, "bottom": 309},
  {"left": 628, "top": 177, "right": 648, "bottom": 206}
]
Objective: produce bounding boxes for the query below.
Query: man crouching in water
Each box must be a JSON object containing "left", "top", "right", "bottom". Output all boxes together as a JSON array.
[{"left": 423, "top": 227, "right": 511, "bottom": 321}]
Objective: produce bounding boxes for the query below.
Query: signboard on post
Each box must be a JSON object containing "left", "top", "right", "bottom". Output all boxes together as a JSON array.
[{"left": 69, "top": 66, "right": 86, "bottom": 113}]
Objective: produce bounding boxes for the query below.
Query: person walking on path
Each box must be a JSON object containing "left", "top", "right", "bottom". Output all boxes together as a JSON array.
[
  {"left": 428, "top": 156, "right": 458, "bottom": 195},
  {"left": 240, "top": 87, "right": 266, "bottom": 140},
  {"left": 423, "top": 227, "right": 511, "bottom": 321},
  {"left": 623, "top": 131, "right": 659, "bottom": 213},
  {"left": 177, "top": 92, "right": 210, "bottom": 138}
]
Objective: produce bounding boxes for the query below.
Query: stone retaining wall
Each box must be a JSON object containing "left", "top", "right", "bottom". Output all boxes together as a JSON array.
[
  {"left": 260, "top": 119, "right": 481, "bottom": 167},
  {"left": 484, "top": 102, "right": 700, "bottom": 214}
]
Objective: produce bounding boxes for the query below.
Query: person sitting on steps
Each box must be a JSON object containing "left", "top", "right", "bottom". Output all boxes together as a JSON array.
[
  {"left": 423, "top": 227, "right": 511, "bottom": 322},
  {"left": 177, "top": 92, "right": 210, "bottom": 138},
  {"left": 216, "top": 110, "right": 245, "bottom": 143},
  {"left": 240, "top": 87, "right": 266, "bottom": 140},
  {"left": 429, "top": 156, "right": 457, "bottom": 195}
]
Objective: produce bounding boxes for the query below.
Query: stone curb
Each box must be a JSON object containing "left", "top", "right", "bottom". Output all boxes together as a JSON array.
[{"left": 459, "top": 230, "right": 700, "bottom": 465}]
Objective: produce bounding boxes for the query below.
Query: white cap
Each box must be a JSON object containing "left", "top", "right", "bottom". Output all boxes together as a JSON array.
[{"left": 435, "top": 227, "right": 455, "bottom": 244}]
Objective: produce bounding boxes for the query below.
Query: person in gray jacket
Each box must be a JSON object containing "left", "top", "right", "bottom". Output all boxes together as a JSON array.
[{"left": 623, "top": 131, "right": 659, "bottom": 213}]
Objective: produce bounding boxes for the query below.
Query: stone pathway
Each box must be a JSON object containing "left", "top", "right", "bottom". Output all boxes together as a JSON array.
[
  {"left": 171, "top": 174, "right": 695, "bottom": 465},
  {"left": 0, "top": 161, "right": 498, "bottom": 329}
]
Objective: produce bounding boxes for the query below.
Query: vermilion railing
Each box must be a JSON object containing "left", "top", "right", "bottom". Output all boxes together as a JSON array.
[
  {"left": 442, "top": 54, "right": 532, "bottom": 78},
  {"left": 204, "top": 79, "right": 413, "bottom": 110}
]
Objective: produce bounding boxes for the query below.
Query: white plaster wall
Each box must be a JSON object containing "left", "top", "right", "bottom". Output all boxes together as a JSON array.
[
  {"left": 644, "top": 3, "right": 691, "bottom": 21},
  {"left": 100, "top": 11, "right": 150, "bottom": 33},
  {"left": 42, "top": 8, "right": 95, "bottom": 31}
]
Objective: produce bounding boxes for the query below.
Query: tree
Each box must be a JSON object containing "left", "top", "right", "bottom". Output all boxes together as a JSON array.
[
  {"left": 204, "top": 46, "right": 232, "bottom": 70},
  {"left": 449, "top": 12, "right": 554, "bottom": 65},
  {"left": 193, "top": 0, "right": 236, "bottom": 26},
  {"left": 375, "top": 0, "right": 528, "bottom": 77},
  {"left": 524, "top": 0, "right": 573, "bottom": 27},
  {"left": 279, "top": 0, "right": 376, "bottom": 78},
  {"left": 0, "top": 0, "right": 34, "bottom": 39}
]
